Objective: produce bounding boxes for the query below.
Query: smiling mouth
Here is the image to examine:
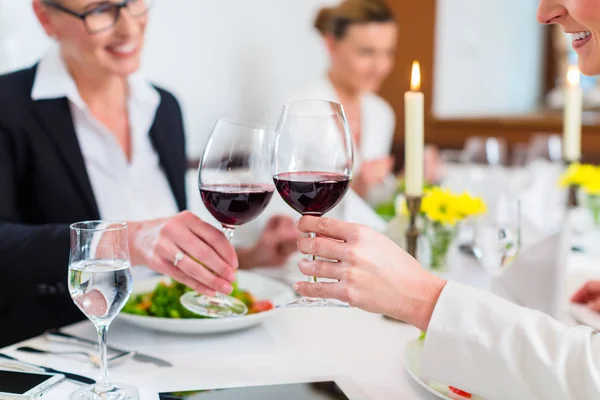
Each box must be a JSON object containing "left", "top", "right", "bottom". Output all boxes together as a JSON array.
[
  {"left": 106, "top": 42, "right": 138, "bottom": 56},
  {"left": 569, "top": 30, "right": 591, "bottom": 41},
  {"left": 569, "top": 30, "right": 592, "bottom": 49}
]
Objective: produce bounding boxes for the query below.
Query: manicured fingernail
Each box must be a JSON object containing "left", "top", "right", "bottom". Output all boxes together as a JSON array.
[
  {"left": 293, "top": 283, "right": 300, "bottom": 292},
  {"left": 298, "top": 259, "right": 309, "bottom": 271},
  {"left": 221, "top": 284, "right": 233, "bottom": 294}
]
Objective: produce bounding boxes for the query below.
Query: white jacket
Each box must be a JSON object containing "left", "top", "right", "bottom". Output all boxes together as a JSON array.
[{"left": 422, "top": 282, "right": 600, "bottom": 400}]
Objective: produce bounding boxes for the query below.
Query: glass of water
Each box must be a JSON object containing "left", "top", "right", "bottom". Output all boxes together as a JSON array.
[
  {"left": 68, "top": 221, "right": 137, "bottom": 400},
  {"left": 472, "top": 197, "right": 521, "bottom": 276}
]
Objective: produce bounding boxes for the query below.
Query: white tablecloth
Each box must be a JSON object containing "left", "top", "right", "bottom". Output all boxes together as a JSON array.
[
  {"left": 3, "top": 309, "right": 437, "bottom": 400},
  {"left": 3, "top": 251, "right": 599, "bottom": 399}
]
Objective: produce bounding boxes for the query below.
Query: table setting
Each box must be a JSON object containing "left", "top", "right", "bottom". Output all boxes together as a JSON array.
[{"left": 3, "top": 67, "right": 600, "bottom": 400}]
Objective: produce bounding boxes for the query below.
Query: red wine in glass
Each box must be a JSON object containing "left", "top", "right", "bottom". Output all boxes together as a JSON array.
[
  {"left": 200, "top": 184, "right": 275, "bottom": 227},
  {"left": 273, "top": 172, "right": 350, "bottom": 216},
  {"left": 272, "top": 100, "right": 354, "bottom": 308},
  {"left": 180, "top": 118, "right": 275, "bottom": 318}
]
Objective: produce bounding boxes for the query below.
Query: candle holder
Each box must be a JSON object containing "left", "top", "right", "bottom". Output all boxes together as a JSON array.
[
  {"left": 564, "top": 159, "right": 580, "bottom": 208},
  {"left": 383, "top": 195, "right": 422, "bottom": 323},
  {"left": 405, "top": 195, "right": 423, "bottom": 259},
  {"left": 568, "top": 185, "right": 579, "bottom": 208}
]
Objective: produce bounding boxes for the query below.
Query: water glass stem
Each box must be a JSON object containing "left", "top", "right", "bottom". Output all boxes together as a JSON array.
[{"left": 96, "top": 324, "right": 111, "bottom": 392}]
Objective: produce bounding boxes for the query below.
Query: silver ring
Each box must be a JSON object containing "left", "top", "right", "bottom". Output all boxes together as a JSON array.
[{"left": 174, "top": 251, "right": 185, "bottom": 267}]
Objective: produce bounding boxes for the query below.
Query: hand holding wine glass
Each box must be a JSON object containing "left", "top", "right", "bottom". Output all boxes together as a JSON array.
[
  {"left": 180, "top": 118, "right": 276, "bottom": 318},
  {"left": 293, "top": 216, "right": 447, "bottom": 330},
  {"left": 130, "top": 211, "right": 238, "bottom": 297},
  {"left": 272, "top": 100, "right": 354, "bottom": 308}
]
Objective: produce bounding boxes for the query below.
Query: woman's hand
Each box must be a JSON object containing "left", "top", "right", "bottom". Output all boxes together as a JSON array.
[
  {"left": 238, "top": 215, "right": 299, "bottom": 269},
  {"left": 572, "top": 281, "right": 600, "bottom": 312},
  {"left": 129, "top": 211, "right": 238, "bottom": 297},
  {"left": 352, "top": 156, "right": 395, "bottom": 197},
  {"left": 294, "top": 216, "right": 446, "bottom": 331}
]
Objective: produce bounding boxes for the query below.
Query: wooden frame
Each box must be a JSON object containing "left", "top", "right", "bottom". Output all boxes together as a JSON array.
[{"left": 379, "top": 1, "right": 600, "bottom": 164}]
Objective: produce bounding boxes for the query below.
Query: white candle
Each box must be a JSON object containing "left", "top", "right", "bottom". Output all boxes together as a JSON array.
[
  {"left": 405, "top": 61, "right": 424, "bottom": 197},
  {"left": 564, "top": 65, "right": 582, "bottom": 162}
]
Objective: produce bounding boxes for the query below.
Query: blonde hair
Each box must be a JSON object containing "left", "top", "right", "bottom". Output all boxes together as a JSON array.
[{"left": 314, "top": 0, "right": 395, "bottom": 39}]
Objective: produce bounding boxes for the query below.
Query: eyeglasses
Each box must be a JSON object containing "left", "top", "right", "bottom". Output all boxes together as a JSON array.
[{"left": 42, "top": 0, "right": 154, "bottom": 34}]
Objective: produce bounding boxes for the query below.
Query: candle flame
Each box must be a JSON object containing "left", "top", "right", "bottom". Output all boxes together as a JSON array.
[
  {"left": 410, "top": 61, "right": 421, "bottom": 91},
  {"left": 567, "top": 65, "right": 580, "bottom": 87}
]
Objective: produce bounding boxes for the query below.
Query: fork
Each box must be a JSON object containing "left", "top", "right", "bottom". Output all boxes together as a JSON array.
[{"left": 16, "top": 346, "right": 134, "bottom": 367}]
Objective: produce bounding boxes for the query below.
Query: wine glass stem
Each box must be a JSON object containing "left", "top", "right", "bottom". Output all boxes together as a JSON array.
[
  {"left": 308, "top": 232, "right": 317, "bottom": 284},
  {"left": 96, "top": 324, "right": 110, "bottom": 391},
  {"left": 223, "top": 227, "right": 235, "bottom": 242}
]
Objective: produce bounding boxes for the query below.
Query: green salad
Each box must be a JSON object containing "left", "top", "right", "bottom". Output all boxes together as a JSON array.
[{"left": 122, "top": 279, "right": 273, "bottom": 319}]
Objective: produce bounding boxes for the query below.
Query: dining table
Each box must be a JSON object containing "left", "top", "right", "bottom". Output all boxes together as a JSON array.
[{"left": 2, "top": 245, "right": 599, "bottom": 399}]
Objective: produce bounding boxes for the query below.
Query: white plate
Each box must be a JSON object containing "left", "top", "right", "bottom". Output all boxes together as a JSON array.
[
  {"left": 118, "top": 270, "right": 296, "bottom": 335},
  {"left": 404, "top": 339, "right": 485, "bottom": 400}
]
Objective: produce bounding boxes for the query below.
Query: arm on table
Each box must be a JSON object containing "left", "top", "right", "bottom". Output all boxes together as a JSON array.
[{"left": 423, "top": 282, "right": 600, "bottom": 400}]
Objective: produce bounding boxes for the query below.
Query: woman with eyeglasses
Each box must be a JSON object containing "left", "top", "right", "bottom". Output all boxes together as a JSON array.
[{"left": 0, "top": 0, "right": 298, "bottom": 346}]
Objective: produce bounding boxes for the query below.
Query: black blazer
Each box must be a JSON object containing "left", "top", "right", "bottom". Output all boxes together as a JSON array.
[{"left": 0, "top": 65, "right": 187, "bottom": 347}]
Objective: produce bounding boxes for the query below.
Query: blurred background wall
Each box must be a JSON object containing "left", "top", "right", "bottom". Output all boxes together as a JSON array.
[{"left": 2, "top": 0, "right": 599, "bottom": 161}]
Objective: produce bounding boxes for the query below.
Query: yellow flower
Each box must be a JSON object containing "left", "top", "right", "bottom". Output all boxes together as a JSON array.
[
  {"left": 560, "top": 163, "right": 599, "bottom": 188},
  {"left": 396, "top": 186, "right": 487, "bottom": 226},
  {"left": 455, "top": 193, "right": 484, "bottom": 217},
  {"left": 583, "top": 174, "right": 600, "bottom": 195},
  {"left": 421, "top": 188, "right": 460, "bottom": 226},
  {"left": 560, "top": 163, "right": 600, "bottom": 195}
]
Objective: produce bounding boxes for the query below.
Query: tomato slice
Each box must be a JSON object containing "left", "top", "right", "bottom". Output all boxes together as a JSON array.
[
  {"left": 250, "top": 300, "right": 274, "bottom": 314},
  {"left": 449, "top": 386, "right": 472, "bottom": 398}
]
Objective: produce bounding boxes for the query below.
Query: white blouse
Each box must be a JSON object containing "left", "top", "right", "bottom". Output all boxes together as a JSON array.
[{"left": 31, "top": 46, "right": 179, "bottom": 222}]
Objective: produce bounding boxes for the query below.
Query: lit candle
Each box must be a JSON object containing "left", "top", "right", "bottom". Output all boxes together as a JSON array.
[
  {"left": 564, "top": 65, "right": 582, "bottom": 162},
  {"left": 405, "top": 61, "right": 424, "bottom": 197}
]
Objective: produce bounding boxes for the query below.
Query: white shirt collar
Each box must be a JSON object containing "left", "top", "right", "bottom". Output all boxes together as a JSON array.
[{"left": 31, "top": 45, "right": 160, "bottom": 110}]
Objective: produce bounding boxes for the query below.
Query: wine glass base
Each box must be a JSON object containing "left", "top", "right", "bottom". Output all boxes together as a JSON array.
[
  {"left": 277, "top": 297, "right": 350, "bottom": 308},
  {"left": 70, "top": 382, "right": 138, "bottom": 400},
  {"left": 180, "top": 292, "right": 248, "bottom": 318}
]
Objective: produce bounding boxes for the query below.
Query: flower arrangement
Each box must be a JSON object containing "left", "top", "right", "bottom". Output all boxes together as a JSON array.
[
  {"left": 400, "top": 187, "right": 486, "bottom": 272},
  {"left": 560, "top": 163, "right": 600, "bottom": 193},
  {"left": 560, "top": 163, "right": 600, "bottom": 225}
]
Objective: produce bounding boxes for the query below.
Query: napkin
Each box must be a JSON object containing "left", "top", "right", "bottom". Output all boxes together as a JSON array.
[
  {"left": 518, "top": 160, "right": 566, "bottom": 235},
  {"left": 491, "top": 213, "right": 572, "bottom": 321}
]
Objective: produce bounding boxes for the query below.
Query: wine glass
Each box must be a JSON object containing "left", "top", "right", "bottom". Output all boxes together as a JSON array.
[
  {"left": 272, "top": 99, "right": 354, "bottom": 308},
  {"left": 68, "top": 221, "right": 137, "bottom": 400},
  {"left": 180, "top": 118, "right": 275, "bottom": 318},
  {"left": 472, "top": 197, "right": 522, "bottom": 276}
]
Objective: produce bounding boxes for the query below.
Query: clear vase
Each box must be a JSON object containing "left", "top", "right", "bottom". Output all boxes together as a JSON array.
[
  {"left": 582, "top": 194, "right": 600, "bottom": 256},
  {"left": 423, "top": 222, "right": 458, "bottom": 274},
  {"left": 585, "top": 194, "right": 600, "bottom": 228}
]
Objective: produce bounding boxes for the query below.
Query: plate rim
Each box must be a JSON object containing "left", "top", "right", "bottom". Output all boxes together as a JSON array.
[
  {"left": 404, "top": 339, "right": 484, "bottom": 400},
  {"left": 404, "top": 339, "right": 454, "bottom": 400},
  {"left": 119, "top": 270, "right": 296, "bottom": 326}
]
